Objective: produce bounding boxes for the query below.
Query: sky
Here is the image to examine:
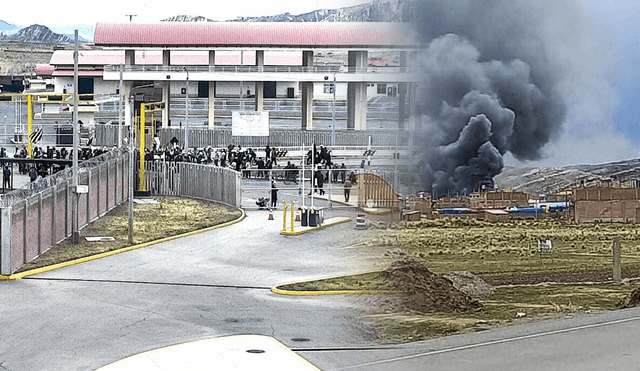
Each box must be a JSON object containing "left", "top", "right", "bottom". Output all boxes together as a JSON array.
[
  {"left": 2, "top": 0, "right": 639, "bottom": 167},
  {"left": 533, "top": 0, "right": 640, "bottom": 166},
  {"left": 4, "top": 0, "right": 373, "bottom": 26}
]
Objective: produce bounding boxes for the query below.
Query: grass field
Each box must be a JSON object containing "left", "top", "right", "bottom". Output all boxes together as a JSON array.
[
  {"left": 17, "top": 197, "right": 242, "bottom": 273},
  {"left": 281, "top": 218, "right": 640, "bottom": 342}
]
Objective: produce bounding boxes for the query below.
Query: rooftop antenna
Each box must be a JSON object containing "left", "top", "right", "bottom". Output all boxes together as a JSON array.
[{"left": 126, "top": 14, "right": 137, "bottom": 22}]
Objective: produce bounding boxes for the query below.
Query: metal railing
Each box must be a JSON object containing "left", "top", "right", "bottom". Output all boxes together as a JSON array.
[
  {"left": 104, "top": 65, "right": 414, "bottom": 75},
  {"left": 144, "top": 161, "right": 241, "bottom": 208},
  {"left": 96, "top": 124, "right": 410, "bottom": 149}
]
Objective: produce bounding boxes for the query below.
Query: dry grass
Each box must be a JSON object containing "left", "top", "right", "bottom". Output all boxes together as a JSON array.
[
  {"left": 284, "top": 219, "right": 640, "bottom": 342},
  {"left": 18, "top": 197, "right": 241, "bottom": 272}
]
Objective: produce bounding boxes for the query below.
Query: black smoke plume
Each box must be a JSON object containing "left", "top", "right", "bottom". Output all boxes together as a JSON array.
[{"left": 408, "top": 0, "right": 584, "bottom": 196}]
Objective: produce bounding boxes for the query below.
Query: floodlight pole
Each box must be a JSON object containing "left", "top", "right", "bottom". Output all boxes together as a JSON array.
[{"left": 71, "top": 30, "right": 80, "bottom": 245}]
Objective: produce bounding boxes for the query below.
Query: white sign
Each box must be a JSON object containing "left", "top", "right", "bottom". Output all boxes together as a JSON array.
[{"left": 232, "top": 111, "right": 270, "bottom": 137}]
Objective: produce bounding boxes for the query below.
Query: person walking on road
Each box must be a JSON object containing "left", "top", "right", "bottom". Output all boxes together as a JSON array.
[
  {"left": 344, "top": 177, "right": 352, "bottom": 202},
  {"left": 270, "top": 181, "right": 278, "bottom": 208}
]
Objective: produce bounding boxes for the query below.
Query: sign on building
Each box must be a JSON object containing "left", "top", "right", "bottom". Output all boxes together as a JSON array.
[{"left": 232, "top": 112, "right": 269, "bottom": 137}]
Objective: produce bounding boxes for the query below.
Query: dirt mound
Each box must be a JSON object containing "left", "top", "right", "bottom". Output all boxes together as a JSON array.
[
  {"left": 443, "top": 271, "right": 492, "bottom": 299},
  {"left": 617, "top": 287, "right": 640, "bottom": 309},
  {"left": 383, "top": 259, "right": 481, "bottom": 313}
]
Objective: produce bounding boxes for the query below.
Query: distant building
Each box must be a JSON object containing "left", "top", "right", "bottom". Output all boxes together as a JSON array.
[{"left": 574, "top": 186, "right": 640, "bottom": 223}]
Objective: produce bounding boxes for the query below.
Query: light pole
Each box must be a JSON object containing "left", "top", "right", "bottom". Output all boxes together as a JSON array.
[
  {"left": 72, "top": 29, "right": 80, "bottom": 245},
  {"left": 183, "top": 67, "right": 189, "bottom": 152},
  {"left": 128, "top": 95, "right": 134, "bottom": 244},
  {"left": 118, "top": 64, "right": 124, "bottom": 148}
]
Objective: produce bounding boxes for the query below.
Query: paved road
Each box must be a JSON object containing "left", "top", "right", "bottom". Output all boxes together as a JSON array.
[{"left": 1, "top": 207, "right": 640, "bottom": 370}]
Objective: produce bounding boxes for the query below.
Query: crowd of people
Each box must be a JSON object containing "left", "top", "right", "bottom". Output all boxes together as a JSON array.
[
  {"left": 1, "top": 145, "right": 112, "bottom": 184},
  {"left": 146, "top": 137, "right": 356, "bottom": 185}
]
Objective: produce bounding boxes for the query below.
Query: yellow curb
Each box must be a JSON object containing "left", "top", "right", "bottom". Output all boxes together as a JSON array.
[
  {"left": 271, "top": 286, "right": 402, "bottom": 296},
  {"left": 280, "top": 217, "right": 351, "bottom": 236},
  {"left": 0, "top": 209, "right": 246, "bottom": 280}
]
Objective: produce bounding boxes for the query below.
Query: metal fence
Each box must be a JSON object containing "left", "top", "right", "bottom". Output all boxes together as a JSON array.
[
  {"left": 1, "top": 149, "right": 130, "bottom": 275},
  {"left": 144, "top": 161, "right": 241, "bottom": 208},
  {"left": 96, "top": 124, "right": 409, "bottom": 149}
]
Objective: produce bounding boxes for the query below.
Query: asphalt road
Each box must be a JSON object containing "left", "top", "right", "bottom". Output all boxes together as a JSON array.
[{"left": 1, "top": 208, "right": 639, "bottom": 370}]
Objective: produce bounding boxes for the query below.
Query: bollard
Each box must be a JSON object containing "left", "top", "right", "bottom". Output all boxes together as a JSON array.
[
  {"left": 290, "top": 200, "right": 295, "bottom": 233},
  {"left": 282, "top": 201, "right": 287, "bottom": 232},
  {"left": 613, "top": 236, "right": 621, "bottom": 283}
]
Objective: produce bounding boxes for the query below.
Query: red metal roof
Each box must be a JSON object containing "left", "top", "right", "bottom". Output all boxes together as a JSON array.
[
  {"left": 51, "top": 70, "right": 104, "bottom": 77},
  {"left": 50, "top": 50, "right": 124, "bottom": 65},
  {"left": 49, "top": 50, "right": 303, "bottom": 66},
  {"left": 94, "top": 22, "right": 418, "bottom": 48},
  {"left": 35, "top": 64, "right": 54, "bottom": 76}
]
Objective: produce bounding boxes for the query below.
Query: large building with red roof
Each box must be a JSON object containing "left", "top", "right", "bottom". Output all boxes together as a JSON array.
[{"left": 46, "top": 22, "right": 419, "bottom": 136}]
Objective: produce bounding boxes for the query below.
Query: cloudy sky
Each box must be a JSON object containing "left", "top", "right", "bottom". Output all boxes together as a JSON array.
[{"left": 3, "top": 0, "right": 639, "bottom": 167}]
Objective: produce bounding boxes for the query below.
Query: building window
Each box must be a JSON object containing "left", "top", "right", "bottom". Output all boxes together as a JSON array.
[
  {"left": 324, "top": 83, "right": 334, "bottom": 94},
  {"left": 78, "top": 77, "right": 94, "bottom": 94},
  {"left": 377, "top": 84, "right": 387, "bottom": 95}
]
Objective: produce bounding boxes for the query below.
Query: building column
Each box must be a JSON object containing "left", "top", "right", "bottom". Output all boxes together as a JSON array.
[
  {"left": 208, "top": 50, "right": 215, "bottom": 128},
  {"left": 162, "top": 49, "right": 171, "bottom": 127},
  {"left": 255, "top": 50, "right": 264, "bottom": 112},
  {"left": 301, "top": 50, "right": 314, "bottom": 130},
  {"left": 124, "top": 50, "right": 135, "bottom": 130},
  {"left": 347, "top": 50, "right": 368, "bottom": 130}
]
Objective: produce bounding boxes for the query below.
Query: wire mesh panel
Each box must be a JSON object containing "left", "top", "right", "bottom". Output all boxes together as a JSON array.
[
  {"left": 25, "top": 198, "right": 39, "bottom": 264},
  {"left": 11, "top": 206, "right": 25, "bottom": 271},
  {"left": 41, "top": 193, "right": 54, "bottom": 255},
  {"left": 55, "top": 186, "right": 67, "bottom": 244}
]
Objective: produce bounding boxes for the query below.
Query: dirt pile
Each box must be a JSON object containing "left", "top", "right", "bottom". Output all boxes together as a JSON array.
[
  {"left": 383, "top": 259, "right": 481, "bottom": 313},
  {"left": 617, "top": 287, "right": 640, "bottom": 309}
]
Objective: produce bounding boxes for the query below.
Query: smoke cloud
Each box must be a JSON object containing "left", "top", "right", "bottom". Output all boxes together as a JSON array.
[{"left": 408, "top": 0, "right": 591, "bottom": 195}]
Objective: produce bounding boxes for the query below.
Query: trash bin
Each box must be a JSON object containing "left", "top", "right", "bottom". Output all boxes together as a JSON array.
[
  {"left": 57, "top": 124, "right": 73, "bottom": 145},
  {"left": 301, "top": 207, "right": 308, "bottom": 227},
  {"left": 317, "top": 207, "right": 324, "bottom": 225},
  {"left": 308, "top": 207, "right": 318, "bottom": 227}
]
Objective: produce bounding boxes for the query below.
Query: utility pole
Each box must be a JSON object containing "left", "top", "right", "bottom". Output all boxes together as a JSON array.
[{"left": 125, "top": 14, "right": 137, "bottom": 22}]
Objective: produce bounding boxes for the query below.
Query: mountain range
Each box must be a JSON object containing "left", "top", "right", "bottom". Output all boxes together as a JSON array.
[
  {"left": 0, "top": 24, "right": 90, "bottom": 43},
  {"left": 1, "top": 0, "right": 413, "bottom": 44}
]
